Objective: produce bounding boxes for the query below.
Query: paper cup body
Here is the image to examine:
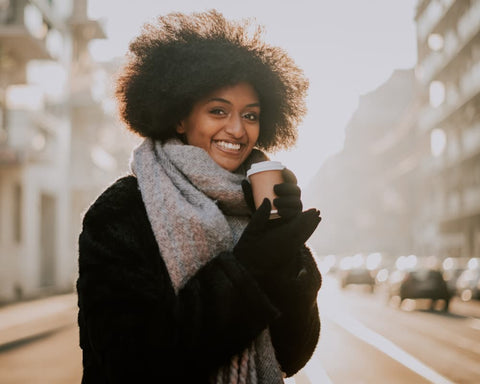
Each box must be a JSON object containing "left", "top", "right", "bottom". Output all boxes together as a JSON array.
[{"left": 246, "top": 161, "right": 285, "bottom": 218}]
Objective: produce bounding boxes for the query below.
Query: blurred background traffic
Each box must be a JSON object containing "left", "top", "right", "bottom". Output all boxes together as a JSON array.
[
  {"left": 0, "top": 0, "right": 480, "bottom": 383},
  {"left": 304, "top": 2, "right": 480, "bottom": 379},
  {"left": 307, "top": 0, "right": 480, "bottom": 316}
]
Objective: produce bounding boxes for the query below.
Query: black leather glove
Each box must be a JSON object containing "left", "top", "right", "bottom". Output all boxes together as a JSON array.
[
  {"left": 242, "top": 168, "right": 302, "bottom": 219},
  {"left": 234, "top": 198, "right": 321, "bottom": 274}
]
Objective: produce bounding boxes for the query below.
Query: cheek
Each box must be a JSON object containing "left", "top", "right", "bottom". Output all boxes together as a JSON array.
[
  {"left": 251, "top": 126, "right": 260, "bottom": 143},
  {"left": 191, "top": 119, "right": 217, "bottom": 138},
  {"left": 187, "top": 126, "right": 217, "bottom": 151}
]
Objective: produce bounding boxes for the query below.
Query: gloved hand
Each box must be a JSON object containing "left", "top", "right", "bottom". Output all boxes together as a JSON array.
[
  {"left": 268, "top": 245, "right": 322, "bottom": 313},
  {"left": 234, "top": 198, "right": 321, "bottom": 275},
  {"left": 273, "top": 168, "right": 302, "bottom": 219},
  {"left": 241, "top": 168, "right": 302, "bottom": 219}
]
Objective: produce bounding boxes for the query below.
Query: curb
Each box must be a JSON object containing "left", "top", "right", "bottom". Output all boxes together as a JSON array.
[{"left": 0, "top": 293, "right": 77, "bottom": 350}]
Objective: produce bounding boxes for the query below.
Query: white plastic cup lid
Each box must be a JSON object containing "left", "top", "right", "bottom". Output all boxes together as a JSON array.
[{"left": 246, "top": 161, "right": 285, "bottom": 179}]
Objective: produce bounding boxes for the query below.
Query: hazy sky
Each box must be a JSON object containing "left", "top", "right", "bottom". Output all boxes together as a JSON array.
[{"left": 88, "top": 0, "right": 418, "bottom": 189}]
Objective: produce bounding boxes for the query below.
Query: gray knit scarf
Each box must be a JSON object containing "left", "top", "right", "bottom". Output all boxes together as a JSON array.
[{"left": 130, "top": 138, "right": 285, "bottom": 384}]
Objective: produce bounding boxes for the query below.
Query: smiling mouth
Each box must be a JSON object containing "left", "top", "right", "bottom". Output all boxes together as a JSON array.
[{"left": 214, "top": 140, "right": 243, "bottom": 152}]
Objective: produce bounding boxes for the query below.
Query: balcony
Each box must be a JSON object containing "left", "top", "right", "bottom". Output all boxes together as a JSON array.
[
  {"left": 0, "top": 145, "right": 25, "bottom": 165},
  {"left": 418, "top": 64, "right": 480, "bottom": 132},
  {"left": 416, "top": 0, "right": 455, "bottom": 42},
  {"left": 420, "top": 154, "right": 443, "bottom": 175},
  {"left": 463, "top": 185, "right": 480, "bottom": 214},
  {"left": 418, "top": 51, "right": 443, "bottom": 85},
  {"left": 457, "top": 1, "right": 480, "bottom": 41},
  {"left": 0, "top": 107, "right": 60, "bottom": 167},
  {"left": 418, "top": 105, "right": 443, "bottom": 132},
  {"left": 69, "top": 18, "right": 106, "bottom": 41},
  {"left": 0, "top": 25, "right": 52, "bottom": 61},
  {"left": 423, "top": 125, "right": 480, "bottom": 178},
  {"left": 462, "top": 122, "right": 480, "bottom": 157},
  {"left": 459, "top": 60, "right": 480, "bottom": 98},
  {"left": 419, "top": 1, "right": 480, "bottom": 84},
  {"left": 444, "top": 192, "right": 461, "bottom": 219},
  {"left": 0, "top": 1, "right": 53, "bottom": 63}
]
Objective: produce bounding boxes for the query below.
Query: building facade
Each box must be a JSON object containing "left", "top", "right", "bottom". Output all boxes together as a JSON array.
[
  {"left": 307, "top": 0, "right": 480, "bottom": 266},
  {"left": 305, "top": 69, "right": 420, "bottom": 260},
  {"left": 415, "top": 0, "right": 480, "bottom": 260},
  {"left": 0, "top": 0, "right": 129, "bottom": 303}
]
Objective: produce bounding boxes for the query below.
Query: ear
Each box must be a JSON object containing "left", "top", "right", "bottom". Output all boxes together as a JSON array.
[{"left": 176, "top": 120, "right": 186, "bottom": 134}]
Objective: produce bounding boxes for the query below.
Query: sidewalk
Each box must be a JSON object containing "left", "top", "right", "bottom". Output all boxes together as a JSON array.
[
  {"left": 0, "top": 293, "right": 77, "bottom": 351},
  {"left": 449, "top": 296, "right": 480, "bottom": 319}
]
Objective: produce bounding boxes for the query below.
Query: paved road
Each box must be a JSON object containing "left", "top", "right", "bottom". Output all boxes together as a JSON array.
[
  {"left": 309, "top": 275, "right": 480, "bottom": 383},
  {"left": 0, "top": 324, "right": 81, "bottom": 384},
  {"left": 1, "top": 277, "right": 480, "bottom": 383}
]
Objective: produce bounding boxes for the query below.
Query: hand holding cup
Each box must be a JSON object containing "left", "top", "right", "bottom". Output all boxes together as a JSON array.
[{"left": 244, "top": 163, "right": 303, "bottom": 219}]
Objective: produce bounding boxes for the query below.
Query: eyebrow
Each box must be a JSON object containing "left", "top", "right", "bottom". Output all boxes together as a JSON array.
[{"left": 207, "top": 97, "right": 260, "bottom": 108}]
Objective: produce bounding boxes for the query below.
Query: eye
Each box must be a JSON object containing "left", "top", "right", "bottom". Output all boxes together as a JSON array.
[
  {"left": 210, "top": 108, "right": 227, "bottom": 116},
  {"left": 243, "top": 112, "right": 259, "bottom": 122}
]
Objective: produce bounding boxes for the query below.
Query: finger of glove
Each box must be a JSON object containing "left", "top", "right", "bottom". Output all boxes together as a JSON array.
[
  {"left": 288, "top": 209, "right": 321, "bottom": 245},
  {"left": 245, "top": 198, "right": 271, "bottom": 232},
  {"left": 282, "top": 168, "right": 298, "bottom": 184},
  {"left": 276, "top": 206, "right": 303, "bottom": 220},
  {"left": 274, "top": 197, "right": 302, "bottom": 219},
  {"left": 273, "top": 183, "right": 301, "bottom": 197},
  {"left": 273, "top": 196, "right": 302, "bottom": 210},
  {"left": 241, "top": 179, "right": 255, "bottom": 211}
]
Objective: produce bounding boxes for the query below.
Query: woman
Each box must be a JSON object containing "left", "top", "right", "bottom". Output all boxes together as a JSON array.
[{"left": 77, "top": 10, "right": 322, "bottom": 384}]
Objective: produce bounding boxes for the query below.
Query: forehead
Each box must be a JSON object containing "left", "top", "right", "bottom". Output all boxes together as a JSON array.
[{"left": 201, "top": 82, "right": 260, "bottom": 104}]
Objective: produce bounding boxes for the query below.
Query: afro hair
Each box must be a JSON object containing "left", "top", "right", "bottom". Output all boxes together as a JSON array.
[{"left": 115, "top": 10, "right": 309, "bottom": 152}]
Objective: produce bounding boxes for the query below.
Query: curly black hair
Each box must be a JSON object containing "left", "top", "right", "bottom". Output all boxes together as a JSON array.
[{"left": 115, "top": 10, "right": 309, "bottom": 152}]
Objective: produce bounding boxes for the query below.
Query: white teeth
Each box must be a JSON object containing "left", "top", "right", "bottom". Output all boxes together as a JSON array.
[{"left": 216, "top": 141, "right": 241, "bottom": 151}]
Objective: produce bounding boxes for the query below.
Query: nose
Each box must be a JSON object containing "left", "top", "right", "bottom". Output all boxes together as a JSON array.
[{"left": 224, "top": 115, "right": 245, "bottom": 138}]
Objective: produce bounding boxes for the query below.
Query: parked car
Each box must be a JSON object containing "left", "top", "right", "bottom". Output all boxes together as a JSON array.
[
  {"left": 443, "top": 268, "right": 465, "bottom": 297},
  {"left": 340, "top": 268, "right": 375, "bottom": 291},
  {"left": 388, "top": 268, "right": 450, "bottom": 311},
  {"left": 456, "top": 268, "right": 480, "bottom": 301}
]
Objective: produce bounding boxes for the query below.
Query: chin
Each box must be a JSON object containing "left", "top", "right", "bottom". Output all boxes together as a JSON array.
[
  {"left": 216, "top": 160, "right": 241, "bottom": 172},
  {"left": 220, "top": 164, "right": 238, "bottom": 172}
]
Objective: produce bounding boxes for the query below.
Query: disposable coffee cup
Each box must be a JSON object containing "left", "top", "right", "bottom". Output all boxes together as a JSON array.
[{"left": 246, "top": 160, "right": 285, "bottom": 219}]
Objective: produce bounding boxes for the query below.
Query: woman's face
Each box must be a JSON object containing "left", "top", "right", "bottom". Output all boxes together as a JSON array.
[{"left": 176, "top": 82, "right": 260, "bottom": 172}]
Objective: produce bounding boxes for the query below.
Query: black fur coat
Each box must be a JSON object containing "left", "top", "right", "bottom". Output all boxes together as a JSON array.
[{"left": 77, "top": 176, "right": 321, "bottom": 383}]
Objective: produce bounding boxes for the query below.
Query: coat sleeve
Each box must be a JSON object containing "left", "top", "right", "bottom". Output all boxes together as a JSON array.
[
  {"left": 268, "top": 245, "right": 322, "bottom": 377},
  {"left": 77, "top": 177, "right": 280, "bottom": 382}
]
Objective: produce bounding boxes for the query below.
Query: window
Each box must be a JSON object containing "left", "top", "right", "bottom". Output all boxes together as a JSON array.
[
  {"left": 429, "top": 81, "right": 445, "bottom": 107},
  {"left": 13, "top": 183, "right": 21, "bottom": 243},
  {"left": 24, "top": 4, "right": 48, "bottom": 39},
  {"left": 427, "top": 33, "right": 444, "bottom": 51}
]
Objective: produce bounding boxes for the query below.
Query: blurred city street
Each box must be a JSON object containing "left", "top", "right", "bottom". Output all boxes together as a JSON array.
[
  {"left": 313, "top": 274, "right": 480, "bottom": 384},
  {"left": 0, "top": 294, "right": 80, "bottom": 384},
  {"left": 1, "top": 0, "right": 480, "bottom": 383},
  {"left": 1, "top": 274, "right": 480, "bottom": 384}
]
